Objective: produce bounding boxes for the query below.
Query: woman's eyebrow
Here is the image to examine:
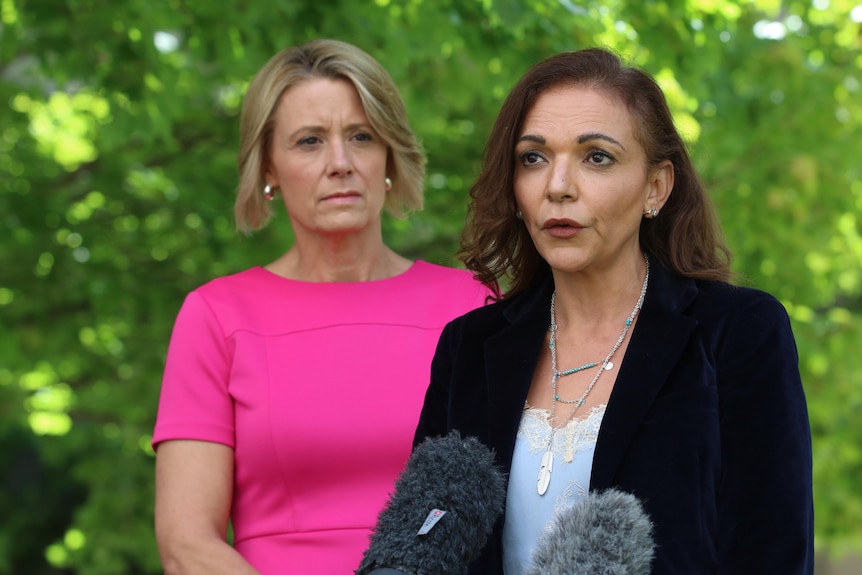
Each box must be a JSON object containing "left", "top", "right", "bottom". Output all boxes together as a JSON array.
[{"left": 577, "top": 132, "right": 625, "bottom": 150}]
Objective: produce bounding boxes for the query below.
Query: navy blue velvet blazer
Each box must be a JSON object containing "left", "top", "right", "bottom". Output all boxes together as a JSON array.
[{"left": 414, "top": 262, "right": 814, "bottom": 574}]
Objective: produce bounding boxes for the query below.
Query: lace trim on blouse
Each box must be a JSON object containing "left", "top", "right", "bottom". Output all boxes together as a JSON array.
[
  {"left": 547, "top": 480, "right": 591, "bottom": 535},
  {"left": 518, "top": 403, "right": 606, "bottom": 464}
]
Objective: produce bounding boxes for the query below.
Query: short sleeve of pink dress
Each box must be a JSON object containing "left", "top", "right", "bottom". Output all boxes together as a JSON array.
[{"left": 152, "top": 261, "right": 491, "bottom": 574}]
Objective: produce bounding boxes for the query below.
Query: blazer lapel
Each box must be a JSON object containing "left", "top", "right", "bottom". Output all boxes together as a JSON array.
[
  {"left": 484, "top": 278, "right": 552, "bottom": 471},
  {"left": 590, "top": 264, "right": 700, "bottom": 489}
]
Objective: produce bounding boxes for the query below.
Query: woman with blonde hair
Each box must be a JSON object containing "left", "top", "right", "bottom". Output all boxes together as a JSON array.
[{"left": 152, "top": 39, "right": 490, "bottom": 575}]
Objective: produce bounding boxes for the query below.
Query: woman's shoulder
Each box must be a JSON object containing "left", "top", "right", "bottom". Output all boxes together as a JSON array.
[
  {"left": 193, "top": 267, "right": 269, "bottom": 294},
  {"left": 692, "top": 278, "right": 787, "bottom": 319},
  {"left": 688, "top": 279, "right": 795, "bottom": 352},
  {"left": 441, "top": 288, "right": 527, "bottom": 335},
  {"left": 409, "top": 260, "right": 494, "bottom": 299},
  {"left": 179, "top": 267, "right": 276, "bottom": 311},
  {"left": 411, "top": 260, "right": 482, "bottom": 285},
  {"left": 172, "top": 268, "right": 272, "bottom": 323}
]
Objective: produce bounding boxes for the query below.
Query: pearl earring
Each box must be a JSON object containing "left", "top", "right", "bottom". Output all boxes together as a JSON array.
[
  {"left": 385, "top": 177, "right": 392, "bottom": 192},
  {"left": 264, "top": 184, "right": 276, "bottom": 201}
]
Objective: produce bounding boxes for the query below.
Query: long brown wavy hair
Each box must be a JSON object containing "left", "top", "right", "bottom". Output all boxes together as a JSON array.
[{"left": 461, "top": 48, "right": 731, "bottom": 300}]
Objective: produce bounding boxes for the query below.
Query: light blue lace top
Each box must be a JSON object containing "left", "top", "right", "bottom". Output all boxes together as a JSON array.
[{"left": 502, "top": 403, "right": 606, "bottom": 575}]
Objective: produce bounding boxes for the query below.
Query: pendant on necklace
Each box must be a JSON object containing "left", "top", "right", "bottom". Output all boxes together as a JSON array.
[
  {"left": 537, "top": 450, "right": 554, "bottom": 495},
  {"left": 604, "top": 361, "right": 614, "bottom": 371}
]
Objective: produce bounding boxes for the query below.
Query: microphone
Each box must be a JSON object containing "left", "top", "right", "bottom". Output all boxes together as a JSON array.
[
  {"left": 525, "top": 488, "right": 655, "bottom": 575},
  {"left": 355, "top": 431, "right": 506, "bottom": 575}
]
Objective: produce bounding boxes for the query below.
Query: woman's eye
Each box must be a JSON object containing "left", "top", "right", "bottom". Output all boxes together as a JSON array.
[
  {"left": 519, "top": 151, "right": 544, "bottom": 166},
  {"left": 353, "top": 131, "right": 373, "bottom": 142},
  {"left": 588, "top": 151, "right": 613, "bottom": 165},
  {"left": 298, "top": 135, "right": 321, "bottom": 146}
]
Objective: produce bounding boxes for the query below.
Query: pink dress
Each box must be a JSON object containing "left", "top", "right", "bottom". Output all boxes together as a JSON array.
[{"left": 153, "top": 261, "right": 490, "bottom": 574}]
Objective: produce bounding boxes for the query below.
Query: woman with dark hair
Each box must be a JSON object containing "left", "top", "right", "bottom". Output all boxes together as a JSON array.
[
  {"left": 152, "top": 39, "right": 490, "bottom": 575},
  {"left": 414, "top": 48, "right": 814, "bottom": 574}
]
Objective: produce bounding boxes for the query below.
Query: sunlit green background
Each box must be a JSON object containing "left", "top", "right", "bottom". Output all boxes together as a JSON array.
[{"left": 2, "top": 0, "right": 861, "bottom": 573}]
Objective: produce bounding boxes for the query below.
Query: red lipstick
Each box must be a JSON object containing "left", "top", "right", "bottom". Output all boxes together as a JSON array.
[{"left": 542, "top": 218, "right": 584, "bottom": 239}]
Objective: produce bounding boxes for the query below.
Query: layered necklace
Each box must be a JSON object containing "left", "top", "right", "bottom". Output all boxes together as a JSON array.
[{"left": 537, "top": 254, "right": 650, "bottom": 496}]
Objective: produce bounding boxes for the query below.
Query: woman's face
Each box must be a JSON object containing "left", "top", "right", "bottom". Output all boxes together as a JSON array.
[
  {"left": 265, "top": 78, "right": 389, "bottom": 239},
  {"left": 513, "top": 85, "right": 671, "bottom": 275}
]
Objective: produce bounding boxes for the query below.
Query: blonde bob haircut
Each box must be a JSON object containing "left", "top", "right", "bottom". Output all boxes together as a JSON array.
[{"left": 235, "top": 39, "right": 426, "bottom": 233}]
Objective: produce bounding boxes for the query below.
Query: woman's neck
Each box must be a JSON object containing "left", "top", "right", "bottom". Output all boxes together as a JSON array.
[
  {"left": 550, "top": 255, "right": 648, "bottom": 328},
  {"left": 266, "top": 231, "right": 411, "bottom": 283}
]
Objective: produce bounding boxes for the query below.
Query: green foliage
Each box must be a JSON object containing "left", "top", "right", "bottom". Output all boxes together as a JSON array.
[{"left": 2, "top": 0, "right": 860, "bottom": 572}]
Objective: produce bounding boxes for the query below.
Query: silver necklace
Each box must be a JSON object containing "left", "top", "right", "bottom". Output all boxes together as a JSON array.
[{"left": 537, "top": 254, "right": 650, "bottom": 496}]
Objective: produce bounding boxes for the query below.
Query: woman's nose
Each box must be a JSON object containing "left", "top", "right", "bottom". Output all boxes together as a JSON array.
[
  {"left": 545, "top": 161, "right": 577, "bottom": 201},
  {"left": 328, "top": 141, "right": 353, "bottom": 176}
]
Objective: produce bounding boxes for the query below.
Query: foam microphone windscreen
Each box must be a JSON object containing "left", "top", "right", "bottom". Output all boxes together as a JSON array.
[
  {"left": 355, "top": 431, "right": 506, "bottom": 575},
  {"left": 525, "top": 488, "right": 654, "bottom": 575}
]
